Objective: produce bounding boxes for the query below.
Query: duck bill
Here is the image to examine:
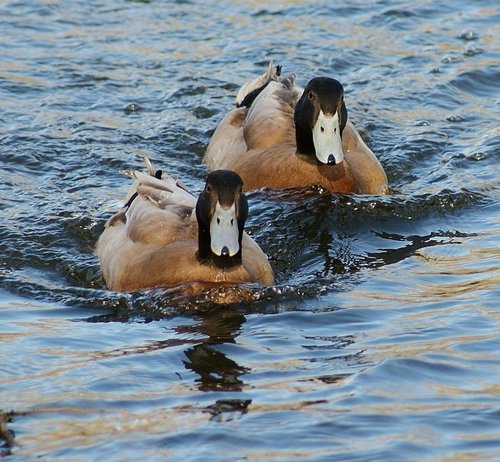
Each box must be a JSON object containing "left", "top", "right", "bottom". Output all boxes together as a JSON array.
[
  {"left": 312, "top": 110, "right": 344, "bottom": 165},
  {"left": 210, "top": 202, "right": 240, "bottom": 257}
]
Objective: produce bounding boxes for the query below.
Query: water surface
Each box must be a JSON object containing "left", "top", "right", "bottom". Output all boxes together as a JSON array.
[{"left": 1, "top": 0, "right": 499, "bottom": 460}]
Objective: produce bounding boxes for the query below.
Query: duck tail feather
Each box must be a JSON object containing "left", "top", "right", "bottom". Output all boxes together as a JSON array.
[
  {"left": 133, "top": 170, "right": 196, "bottom": 209},
  {"left": 235, "top": 59, "right": 282, "bottom": 108}
]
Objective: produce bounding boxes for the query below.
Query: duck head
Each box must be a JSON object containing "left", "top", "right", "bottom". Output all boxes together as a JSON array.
[
  {"left": 196, "top": 170, "right": 248, "bottom": 269},
  {"left": 294, "top": 77, "right": 348, "bottom": 166}
]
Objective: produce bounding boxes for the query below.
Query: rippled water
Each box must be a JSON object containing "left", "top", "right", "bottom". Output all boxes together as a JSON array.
[{"left": 1, "top": 0, "right": 499, "bottom": 460}]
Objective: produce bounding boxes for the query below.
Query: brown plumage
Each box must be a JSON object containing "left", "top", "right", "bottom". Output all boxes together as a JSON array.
[
  {"left": 96, "top": 159, "right": 274, "bottom": 292},
  {"left": 204, "top": 62, "right": 388, "bottom": 194}
]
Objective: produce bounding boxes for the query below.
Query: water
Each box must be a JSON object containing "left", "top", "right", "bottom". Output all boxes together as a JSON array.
[{"left": 1, "top": 0, "right": 499, "bottom": 460}]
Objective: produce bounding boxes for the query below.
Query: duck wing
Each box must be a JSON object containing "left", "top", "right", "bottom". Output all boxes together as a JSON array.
[
  {"left": 242, "top": 78, "right": 296, "bottom": 151},
  {"left": 103, "top": 163, "right": 197, "bottom": 247},
  {"left": 204, "top": 62, "right": 294, "bottom": 170},
  {"left": 126, "top": 169, "right": 197, "bottom": 245}
]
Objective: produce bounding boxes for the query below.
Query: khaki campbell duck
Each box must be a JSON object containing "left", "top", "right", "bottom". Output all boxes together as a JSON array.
[
  {"left": 204, "top": 62, "right": 388, "bottom": 194},
  {"left": 96, "top": 157, "right": 274, "bottom": 292}
]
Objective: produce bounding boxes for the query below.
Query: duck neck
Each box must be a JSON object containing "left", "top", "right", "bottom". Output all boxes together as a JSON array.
[
  {"left": 294, "top": 107, "right": 317, "bottom": 158},
  {"left": 196, "top": 224, "right": 243, "bottom": 270},
  {"left": 295, "top": 126, "right": 316, "bottom": 158}
]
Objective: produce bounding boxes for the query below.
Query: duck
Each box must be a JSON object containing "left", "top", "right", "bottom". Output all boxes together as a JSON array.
[
  {"left": 203, "top": 61, "right": 388, "bottom": 194},
  {"left": 95, "top": 156, "right": 274, "bottom": 292}
]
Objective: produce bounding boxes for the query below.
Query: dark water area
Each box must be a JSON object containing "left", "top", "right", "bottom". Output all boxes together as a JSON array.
[{"left": 1, "top": 0, "right": 499, "bottom": 460}]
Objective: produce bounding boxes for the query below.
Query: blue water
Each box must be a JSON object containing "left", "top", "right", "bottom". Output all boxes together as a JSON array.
[{"left": 1, "top": 0, "right": 499, "bottom": 460}]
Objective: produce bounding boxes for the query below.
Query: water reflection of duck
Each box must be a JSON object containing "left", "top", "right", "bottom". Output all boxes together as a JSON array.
[
  {"left": 204, "top": 62, "right": 388, "bottom": 194},
  {"left": 180, "top": 307, "right": 248, "bottom": 392},
  {"left": 96, "top": 157, "right": 274, "bottom": 292}
]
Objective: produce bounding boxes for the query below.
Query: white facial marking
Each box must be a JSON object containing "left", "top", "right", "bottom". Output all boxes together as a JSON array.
[
  {"left": 312, "top": 110, "right": 344, "bottom": 165},
  {"left": 210, "top": 201, "right": 239, "bottom": 257}
]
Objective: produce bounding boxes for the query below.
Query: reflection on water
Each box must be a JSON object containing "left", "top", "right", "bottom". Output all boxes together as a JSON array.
[
  {"left": 181, "top": 308, "right": 248, "bottom": 392},
  {"left": 0, "top": 411, "right": 15, "bottom": 457},
  {"left": 1, "top": 0, "right": 499, "bottom": 460}
]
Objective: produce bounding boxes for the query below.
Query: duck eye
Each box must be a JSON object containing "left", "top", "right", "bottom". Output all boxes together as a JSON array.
[
  {"left": 320, "top": 126, "right": 325, "bottom": 133},
  {"left": 308, "top": 91, "right": 314, "bottom": 100},
  {"left": 217, "top": 217, "right": 220, "bottom": 224},
  {"left": 206, "top": 185, "right": 211, "bottom": 193}
]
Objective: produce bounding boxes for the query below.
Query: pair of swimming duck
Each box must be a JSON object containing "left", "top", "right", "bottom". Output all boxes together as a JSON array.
[{"left": 96, "top": 63, "right": 388, "bottom": 293}]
